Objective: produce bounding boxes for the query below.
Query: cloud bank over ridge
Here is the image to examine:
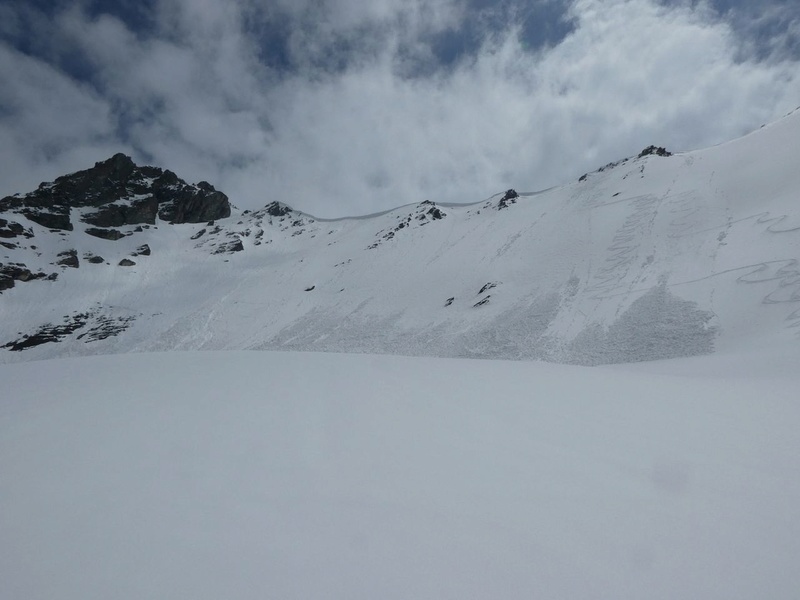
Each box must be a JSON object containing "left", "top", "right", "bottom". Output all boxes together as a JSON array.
[{"left": 1, "top": 0, "right": 799, "bottom": 216}]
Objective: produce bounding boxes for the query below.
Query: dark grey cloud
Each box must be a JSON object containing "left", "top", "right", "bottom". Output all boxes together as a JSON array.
[{"left": 1, "top": 0, "right": 799, "bottom": 217}]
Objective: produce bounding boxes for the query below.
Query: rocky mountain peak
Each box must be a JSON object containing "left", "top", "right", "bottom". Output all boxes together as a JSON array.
[
  {"left": 89, "top": 152, "right": 137, "bottom": 180},
  {"left": 0, "top": 154, "right": 231, "bottom": 231}
]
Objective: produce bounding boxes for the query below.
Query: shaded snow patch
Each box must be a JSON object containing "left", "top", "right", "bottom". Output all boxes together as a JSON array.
[{"left": 569, "top": 283, "right": 717, "bottom": 365}]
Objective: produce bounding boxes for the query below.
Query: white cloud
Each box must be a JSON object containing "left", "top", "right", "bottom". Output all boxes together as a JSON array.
[
  {"left": 243, "top": 0, "right": 800, "bottom": 215},
  {"left": 0, "top": 0, "right": 799, "bottom": 217},
  {"left": 0, "top": 42, "right": 122, "bottom": 193},
  {"left": 256, "top": 0, "right": 463, "bottom": 32}
]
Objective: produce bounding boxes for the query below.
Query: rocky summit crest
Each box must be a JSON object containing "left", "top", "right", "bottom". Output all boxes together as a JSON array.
[{"left": 0, "top": 153, "right": 231, "bottom": 232}]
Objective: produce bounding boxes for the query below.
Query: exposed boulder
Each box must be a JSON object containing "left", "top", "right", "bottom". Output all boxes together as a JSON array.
[
  {"left": 118, "top": 258, "right": 136, "bottom": 267},
  {"left": 0, "top": 218, "right": 34, "bottom": 239},
  {"left": 212, "top": 239, "right": 244, "bottom": 254},
  {"left": 0, "top": 262, "right": 49, "bottom": 291},
  {"left": 86, "top": 227, "right": 126, "bottom": 241},
  {"left": 1, "top": 263, "right": 32, "bottom": 282},
  {"left": 56, "top": 249, "right": 79, "bottom": 268},
  {"left": 132, "top": 244, "right": 151, "bottom": 257},
  {"left": 428, "top": 206, "right": 444, "bottom": 220}
]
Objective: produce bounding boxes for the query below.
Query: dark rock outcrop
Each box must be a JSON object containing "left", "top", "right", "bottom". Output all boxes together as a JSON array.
[
  {"left": 76, "top": 314, "right": 136, "bottom": 342},
  {"left": 84, "top": 195, "right": 160, "bottom": 228},
  {"left": 27, "top": 208, "right": 73, "bottom": 231},
  {"left": 368, "top": 201, "right": 447, "bottom": 249},
  {"left": 0, "top": 218, "right": 34, "bottom": 239},
  {"left": 56, "top": 249, "right": 79, "bottom": 268},
  {"left": 0, "top": 153, "right": 231, "bottom": 232},
  {"left": 478, "top": 282, "right": 498, "bottom": 295},
  {"left": 638, "top": 146, "right": 672, "bottom": 158},
  {"left": 212, "top": 239, "right": 244, "bottom": 254},
  {"left": 86, "top": 227, "right": 126, "bottom": 241},
  {"left": 118, "top": 258, "right": 136, "bottom": 267},
  {"left": 157, "top": 180, "right": 231, "bottom": 224},
  {"left": 1, "top": 313, "right": 90, "bottom": 351},
  {"left": 1, "top": 309, "right": 136, "bottom": 350},
  {"left": 0, "top": 263, "right": 49, "bottom": 292},
  {"left": 265, "top": 201, "right": 292, "bottom": 217},
  {"left": 1, "top": 263, "right": 32, "bottom": 281},
  {"left": 498, "top": 189, "right": 519, "bottom": 210},
  {"left": 428, "top": 206, "right": 444, "bottom": 219},
  {"left": 419, "top": 200, "right": 446, "bottom": 220}
]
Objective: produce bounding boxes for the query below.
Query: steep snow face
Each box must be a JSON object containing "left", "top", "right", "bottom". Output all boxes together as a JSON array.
[
  {"left": 2, "top": 110, "right": 800, "bottom": 364},
  {"left": 2, "top": 350, "right": 800, "bottom": 600}
]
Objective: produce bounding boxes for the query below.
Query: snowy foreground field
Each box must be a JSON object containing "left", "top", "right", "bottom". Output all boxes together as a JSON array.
[{"left": 2, "top": 350, "right": 799, "bottom": 599}]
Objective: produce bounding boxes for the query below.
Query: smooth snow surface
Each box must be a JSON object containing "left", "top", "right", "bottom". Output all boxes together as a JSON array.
[{"left": 2, "top": 350, "right": 799, "bottom": 599}]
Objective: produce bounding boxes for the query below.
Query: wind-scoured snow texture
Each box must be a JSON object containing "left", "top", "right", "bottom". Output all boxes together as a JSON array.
[
  {"left": 1, "top": 350, "right": 799, "bottom": 600},
  {"left": 2, "top": 110, "right": 800, "bottom": 364}
]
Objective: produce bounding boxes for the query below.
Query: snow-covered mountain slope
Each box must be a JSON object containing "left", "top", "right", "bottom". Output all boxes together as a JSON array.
[
  {"left": 2, "top": 350, "right": 800, "bottom": 600},
  {"left": 2, "top": 108, "right": 800, "bottom": 364}
]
